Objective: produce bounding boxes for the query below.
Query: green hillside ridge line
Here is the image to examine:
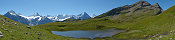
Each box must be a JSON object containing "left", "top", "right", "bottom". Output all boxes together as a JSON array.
[
  {"left": 0, "top": 0, "right": 174, "bottom": 40},
  {"left": 35, "top": 1, "right": 175, "bottom": 40},
  {"left": 95, "top": 5, "right": 175, "bottom": 40},
  {"left": 0, "top": 15, "right": 87, "bottom": 40},
  {"left": 36, "top": 1, "right": 163, "bottom": 31}
]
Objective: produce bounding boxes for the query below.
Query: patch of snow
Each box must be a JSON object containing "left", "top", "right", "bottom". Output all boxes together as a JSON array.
[
  {"left": 58, "top": 17, "right": 71, "bottom": 21},
  {"left": 10, "top": 13, "right": 17, "bottom": 15},
  {"left": 38, "top": 17, "right": 42, "bottom": 21},
  {"left": 19, "top": 15, "right": 42, "bottom": 21}
]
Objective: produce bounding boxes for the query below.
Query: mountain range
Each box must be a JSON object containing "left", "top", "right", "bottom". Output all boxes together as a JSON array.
[
  {"left": 3, "top": 11, "right": 92, "bottom": 26},
  {"left": 1, "top": 0, "right": 175, "bottom": 40},
  {"left": 37, "top": 1, "right": 171, "bottom": 40}
]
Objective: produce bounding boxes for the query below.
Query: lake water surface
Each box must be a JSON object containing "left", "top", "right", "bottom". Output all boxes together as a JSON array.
[{"left": 51, "top": 28, "right": 125, "bottom": 39}]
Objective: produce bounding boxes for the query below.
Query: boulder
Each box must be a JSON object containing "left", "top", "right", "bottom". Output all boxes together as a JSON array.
[
  {"left": 0, "top": 31, "right": 3, "bottom": 37},
  {"left": 26, "top": 26, "right": 31, "bottom": 29}
]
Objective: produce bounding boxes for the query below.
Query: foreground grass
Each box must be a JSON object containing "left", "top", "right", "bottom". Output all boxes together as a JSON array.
[{"left": 0, "top": 15, "right": 88, "bottom": 40}]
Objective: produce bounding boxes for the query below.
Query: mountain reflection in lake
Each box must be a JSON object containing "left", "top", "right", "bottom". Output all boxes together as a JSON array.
[{"left": 51, "top": 28, "right": 125, "bottom": 39}]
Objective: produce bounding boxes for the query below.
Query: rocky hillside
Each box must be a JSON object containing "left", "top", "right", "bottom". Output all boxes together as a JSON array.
[{"left": 95, "top": 1, "right": 163, "bottom": 19}]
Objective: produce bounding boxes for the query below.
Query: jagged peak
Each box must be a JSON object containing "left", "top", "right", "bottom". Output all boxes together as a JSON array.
[
  {"left": 137, "top": 0, "right": 148, "bottom": 3},
  {"left": 8, "top": 10, "right": 16, "bottom": 14},
  {"left": 6, "top": 10, "right": 17, "bottom": 15},
  {"left": 93, "top": 14, "right": 96, "bottom": 16},
  {"left": 63, "top": 14, "right": 67, "bottom": 16},
  {"left": 152, "top": 3, "right": 162, "bottom": 9},
  {"left": 46, "top": 15, "right": 51, "bottom": 17},
  {"left": 80, "top": 12, "right": 88, "bottom": 15},
  {"left": 77, "top": 12, "right": 90, "bottom": 17},
  {"left": 33, "top": 12, "right": 40, "bottom": 16},
  {"left": 18, "top": 13, "right": 22, "bottom": 15},
  {"left": 133, "top": 0, "right": 151, "bottom": 7},
  {"left": 152, "top": 3, "right": 160, "bottom": 7}
]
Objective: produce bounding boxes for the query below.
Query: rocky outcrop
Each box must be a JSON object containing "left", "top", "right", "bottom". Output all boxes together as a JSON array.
[
  {"left": 95, "top": 0, "right": 163, "bottom": 18},
  {"left": 0, "top": 31, "right": 3, "bottom": 37},
  {"left": 133, "top": 1, "right": 151, "bottom": 7}
]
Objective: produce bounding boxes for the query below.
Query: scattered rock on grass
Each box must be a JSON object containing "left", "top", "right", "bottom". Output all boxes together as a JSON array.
[
  {"left": 25, "top": 32, "right": 28, "bottom": 34},
  {"left": 38, "top": 33, "right": 41, "bottom": 36},
  {"left": 26, "top": 26, "right": 31, "bottom": 29},
  {"left": 0, "top": 31, "right": 3, "bottom": 37},
  {"left": 14, "top": 23, "right": 18, "bottom": 25}
]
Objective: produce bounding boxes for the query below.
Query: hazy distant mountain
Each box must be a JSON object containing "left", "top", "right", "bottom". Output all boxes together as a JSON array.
[
  {"left": 91, "top": 14, "right": 97, "bottom": 18},
  {"left": 4, "top": 11, "right": 92, "bottom": 26},
  {"left": 69, "top": 12, "right": 91, "bottom": 19}
]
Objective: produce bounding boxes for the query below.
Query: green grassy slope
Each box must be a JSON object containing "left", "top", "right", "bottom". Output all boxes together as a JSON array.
[
  {"left": 36, "top": 5, "right": 175, "bottom": 40},
  {"left": 106, "top": 5, "right": 175, "bottom": 40},
  {"left": 36, "top": 1, "right": 171, "bottom": 40},
  {"left": 0, "top": 15, "right": 87, "bottom": 40},
  {"left": 36, "top": 1, "right": 161, "bottom": 31},
  {"left": 2, "top": 1, "right": 173, "bottom": 40}
]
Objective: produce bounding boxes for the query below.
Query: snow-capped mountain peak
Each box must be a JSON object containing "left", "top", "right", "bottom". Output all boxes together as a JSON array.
[
  {"left": 63, "top": 14, "right": 67, "bottom": 16},
  {"left": 4, "top": 11, "right": 91, "bottom": 26},
  {"left": 78, "top": 12, "right": 88, "bottom": 16},
  {"left": 4, "top": 10, "right": 30, "bottom": 25},
  {"left": 91, "top": 14, "right": 97, "bottom": 18},
  {"left": 33, "top": 12, "right": 40, "bottom": 16},
  {"left": 8, "top": 10, "right": 17, "bottom": 15},
  {"left": 76, "top": 12, "right": 91, "bottom": 19}
]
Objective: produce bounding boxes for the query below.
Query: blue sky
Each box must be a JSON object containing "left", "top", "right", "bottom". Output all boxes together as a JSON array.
[{"left": 0, "top": 0, "right": 174, "bottom": 16}]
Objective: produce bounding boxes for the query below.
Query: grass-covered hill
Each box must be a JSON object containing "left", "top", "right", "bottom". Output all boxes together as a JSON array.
[
  {"left": 35, "top": 1, "right": 175, "bottom": 40},
  {"left": 36, "top": 5, "right": 175, "bottom": 40},
  {"left": 1, "top": 0, "right": 175, "bottom": 40},
  {"left": 36, "top": 1, "right": 163, "bottom": 31},
  {"left": 0, "top": 15, "right": 87, "bottom": 40}
]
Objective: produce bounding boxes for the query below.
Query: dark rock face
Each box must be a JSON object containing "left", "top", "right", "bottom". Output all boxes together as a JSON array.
[
  {"left": 152, "top": 3, "right": 162, "bottom": 9},
  {"left": 37, "top": 17, "right": 53, "bottom": 25},
  {"left": 95, "top": 0, "right": 163, "bottom": 18},
  {"left": 69, "top": 16, "right": 76, "bottom": 19}
]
